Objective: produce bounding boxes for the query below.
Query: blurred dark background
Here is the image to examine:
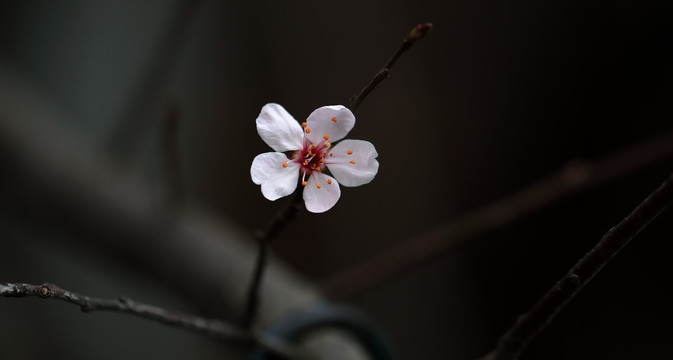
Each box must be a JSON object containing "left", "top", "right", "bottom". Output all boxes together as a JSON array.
[{"left": 1, "top": 1, "right": 672, "bottom": 359}]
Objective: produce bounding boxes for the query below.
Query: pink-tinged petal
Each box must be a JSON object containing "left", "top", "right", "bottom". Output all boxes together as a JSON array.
[
  {"left": 251, "top": 152, "right": 300, "bottom": 201},
  {"left": 305, "top": 105, "right": 355, "bottom": 144},
  {"left": 327, "top": 139, "right": 379, "bottom": 187},
  {"left": 256, "top": 103, "right": 304, "bottom": 152},
  {"left": 303, "top": 173, "right": 341, "bottom": 213}
]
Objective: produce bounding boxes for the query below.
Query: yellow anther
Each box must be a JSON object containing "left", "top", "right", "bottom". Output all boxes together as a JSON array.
[
  {"left": 302, "top": 122, "right": 307, "bottom": 128},
  {"left": 282, "top": 162, "right": 288, "bottom": 168},
  {"left": 327, "top": 179, "right": 332, "bottom": 184},
  {"left": 311, "top": 144, "right": 316, "bottom": 149},
  {"left": 323, "top": 135, "right": 329, "bottom": 140},
  {"left": 332, "top": 117, "right": 337, "bottom": 122},
  {"left": 302, "top": 181, "right": 308, "bottom": 186},
  {"left": 303, "top": 160, "right": 308, "bottom": 165},
  {"left": 347, "top": 150, "right": 353, "bottom": 155},
  {"left": 306, "top": 128, "right": 311, "bottom": 133},
  {"left": 349, "top": 160, "right": 355, "bottom": 164},
  {"left": 316, "top": 183, "right": 322, "bottom": 189},
  {"left": 325, "top": 141, "right": 331, "bottom": 146},
  {"left": 320, "top": 159, "right": 325, "bottom": 163}
]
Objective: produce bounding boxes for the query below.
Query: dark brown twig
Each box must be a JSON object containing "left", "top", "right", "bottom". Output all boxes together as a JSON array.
[
  {"left": 479, "top": 169, "right": 673, "bottom": 360},
  {"left": 348, "top": 23, "right": 432, "bottom": 111},
  {"left": 241, "top": 190, "right": 304, "bottom": 328},
  {"left": 321, "top": 129, "right": 673, "bottom": 298},
  {"left": 0, "top": 282, "right": 312, "bottom": 360}
]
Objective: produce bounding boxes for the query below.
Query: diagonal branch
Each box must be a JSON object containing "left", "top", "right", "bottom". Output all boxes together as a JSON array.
[
  {"left": 479, "top": 169, "right": 673, "bottom": 360},
  {"left": 0, "top": 282, "right": 313, "bottom": 360}
]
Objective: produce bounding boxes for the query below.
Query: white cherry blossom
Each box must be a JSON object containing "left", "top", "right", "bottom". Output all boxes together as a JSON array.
[{"left": 251, "top": 103, "right": 379, "bottom": 213}]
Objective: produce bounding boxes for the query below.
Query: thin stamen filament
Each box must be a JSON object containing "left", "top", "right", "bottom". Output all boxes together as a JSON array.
[{"left": 301, "top": 170, "right": 308, "bottom": 186}]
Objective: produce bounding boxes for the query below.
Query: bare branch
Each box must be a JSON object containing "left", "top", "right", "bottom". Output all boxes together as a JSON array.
[
  {"left": 479, "top": 169, "right": 673, "bottom": 360},
  {"left": 322, "top": 129, "right": 673, "bottom": 298},
  {"left": 0, "top": 282, "right": 313, "bottom": 360}
]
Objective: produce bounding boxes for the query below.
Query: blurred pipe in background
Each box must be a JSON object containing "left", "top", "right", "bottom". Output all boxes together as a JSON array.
[{"left": 0, "top": 62, "right": 374, "bottom": 359}]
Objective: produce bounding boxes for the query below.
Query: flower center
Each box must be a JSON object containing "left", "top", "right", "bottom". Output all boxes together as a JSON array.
[
  {"left": 294, "top": 138, "right": 330, "bottom": 179},
  {"left": 289, "top": 117, "right": 355, "bottom": 189},
  {"left": 288, "top": 124, "right": 336, "bottom": 188}
]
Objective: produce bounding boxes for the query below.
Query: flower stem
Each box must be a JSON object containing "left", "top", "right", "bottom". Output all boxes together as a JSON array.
[
  {"left": 241, "top": 190, "right": 304, "bottom": 328},
  {"left": 349, "top": 23, "right": 432, "bottom": 111}
]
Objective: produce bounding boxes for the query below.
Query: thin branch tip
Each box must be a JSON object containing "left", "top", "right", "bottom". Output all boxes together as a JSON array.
[{"left": 349, "top": 23, "right": 432, "bottom": 111}]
